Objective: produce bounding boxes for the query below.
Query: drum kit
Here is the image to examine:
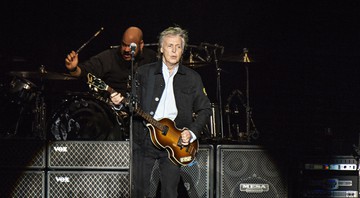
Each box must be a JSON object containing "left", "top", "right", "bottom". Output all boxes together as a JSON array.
[
  {"left": 0, "top": 44, "right": 259, "bottom": 143},
  {"left": 183, "top": 45, "right": 260, "bottom": 143},
  {"left": 0, "top": 66, "right": 128, "bottom": 141}
]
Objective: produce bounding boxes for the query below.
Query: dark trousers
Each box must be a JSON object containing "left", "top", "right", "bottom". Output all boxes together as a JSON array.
[{"left": 131, "top": 137, "right": 181, "bottom": 198}]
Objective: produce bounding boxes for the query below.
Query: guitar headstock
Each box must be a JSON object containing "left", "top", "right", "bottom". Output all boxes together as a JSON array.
[{"left": 87, "top": 73, "right": 108, "bottom": 91}]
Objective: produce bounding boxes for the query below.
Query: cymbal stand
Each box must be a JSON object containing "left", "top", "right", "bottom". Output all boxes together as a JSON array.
[
  {"left": 33, "top": 65, "right": 47, "bottom": 140},
  {"left": 213, "top": 48, "right": 225, "bottom": 139},
  {"left": 243, "top": 49, "right": 251, "bottom": 141},
  {"left": 243, "top": 49, "right": 259, "bottom": 142},
  {"left": 33, "top": 87, "right": 46, "bottom": 140}
]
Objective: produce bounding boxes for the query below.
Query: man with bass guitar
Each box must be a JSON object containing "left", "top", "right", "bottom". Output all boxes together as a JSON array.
[{"left": 110, "top": 26, "right": 211, "bottom": 198}]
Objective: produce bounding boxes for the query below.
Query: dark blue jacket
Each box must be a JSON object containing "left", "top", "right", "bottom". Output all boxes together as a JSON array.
[{"left": 133, "top": 60, "right": 212, "bottom": 144}]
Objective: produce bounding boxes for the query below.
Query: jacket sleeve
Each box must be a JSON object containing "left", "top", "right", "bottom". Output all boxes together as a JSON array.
[{"left": 188, "top": 75, "right": 212, "bottom": 137}]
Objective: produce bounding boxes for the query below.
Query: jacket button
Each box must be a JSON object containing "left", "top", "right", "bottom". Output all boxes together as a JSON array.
[
  {"left": 150, "top": 111, "right": 154, "bottom": 115},
  {"left": 155, "top": 97, "right": 159, "bottom": 101}
]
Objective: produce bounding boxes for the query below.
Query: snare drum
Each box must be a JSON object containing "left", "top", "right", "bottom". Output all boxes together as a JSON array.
[{"left": 48, "top": 93, "right": 129, "bottom": 141}]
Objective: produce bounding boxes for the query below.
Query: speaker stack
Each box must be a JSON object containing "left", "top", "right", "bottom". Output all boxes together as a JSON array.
[
  {"left": 0, "top": 139, "right": 297, "bottom": 197},
  {"left": 0, "top": 139, "right": 46, "bottom": 197},
  {"left": 216, "top": 145, "right": 289, "bottom": 198},
  {"left": 47, "top": 141, "right": 130, "bottom": 197}
]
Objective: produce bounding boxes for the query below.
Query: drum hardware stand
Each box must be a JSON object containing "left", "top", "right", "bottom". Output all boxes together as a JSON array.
[
  {"left": 242, "top": 49, "right": 260, "bottom": 142},
  {"left": 11, "top": 106, "right": 24, "bottom": 137},
  {"left": 211, "top": 44, "right": 225, "bottom": 140},
  {"left": 32, "top": 65, "right": 47, "bottom": 140},
  {"left": 33, "top": 89, "right": 46, "bottom": 140},
  {"left": 225, "top": 89, "right": 248, "bottom": 142}
]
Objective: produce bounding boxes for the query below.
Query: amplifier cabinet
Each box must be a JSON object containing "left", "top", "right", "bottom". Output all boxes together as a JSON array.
[
  {"left": 47, "top": 171, "right": 129, "bottom": 198},
  {"left": 0, "top": 170, "right": 45, "bottom": 198},
  {"left": 47, "top": 141, "right": 129, "bottom": 169},
  {"left": 216, "top": 144, "right": 289, "bottom": 198},
  {"left": 0, "top": 139, "right": 46, "bottom": 168}
]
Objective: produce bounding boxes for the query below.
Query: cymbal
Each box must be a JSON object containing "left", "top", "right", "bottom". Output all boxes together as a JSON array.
[
  {"left": 8, "top": 71, "right": 77, "bottom": 80},
  {"left": 182, "top": 60, "right": 209, "bottom": 68}
]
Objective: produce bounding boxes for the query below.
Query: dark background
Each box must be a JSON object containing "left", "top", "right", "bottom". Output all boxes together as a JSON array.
[{"left": 1, "top": 1, "right": 360, "bottom": 153}]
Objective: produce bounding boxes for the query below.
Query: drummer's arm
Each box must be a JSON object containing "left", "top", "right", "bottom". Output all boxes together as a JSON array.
[
  {"left": 65, "top": 51, "right": 82, "bottom": 77},
  {"left": 69, "top": 66, "right": 81, "bottom": 77}
]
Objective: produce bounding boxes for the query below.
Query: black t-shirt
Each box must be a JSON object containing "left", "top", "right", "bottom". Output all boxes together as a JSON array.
[{"left": 79, "top": 47, "right": 157, "bottom": 95}]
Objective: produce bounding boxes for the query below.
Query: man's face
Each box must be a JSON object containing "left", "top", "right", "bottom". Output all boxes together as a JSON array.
[
  {"left": 120, "top": 37, "right": 142, "bottom": 61},
  {"left": 160, "top": 35, "right": 183, "bottom": 67}
]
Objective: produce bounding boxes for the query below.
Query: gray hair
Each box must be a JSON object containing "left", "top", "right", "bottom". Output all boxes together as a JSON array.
[{"left": 157, "top": 26, "right": 188, "bottom": 58}]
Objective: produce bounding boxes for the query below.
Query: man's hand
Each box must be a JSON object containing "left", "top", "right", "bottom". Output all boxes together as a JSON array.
[
  {"left": 181, "top": 129, "right": 192, "bottom": 146},
  {"left": 110, "top": 92, "right": 124, "bottom": 105},
  {"left": 65, "top": 51, "right": 79, "bottom": 74}
]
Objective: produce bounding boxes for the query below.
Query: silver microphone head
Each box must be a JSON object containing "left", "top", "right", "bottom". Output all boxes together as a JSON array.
[{"left": 130, "top": 43, "right": 137, "bottom": 52}]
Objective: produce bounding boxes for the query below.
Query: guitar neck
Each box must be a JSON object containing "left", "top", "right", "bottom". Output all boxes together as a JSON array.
[
  {"left": 105, "top": 86, "right": 117, "bottom": 95},
  {"left": 88, "top": 73, "right": 165, "bottom": 131},
  {"left": 134, "top": 107, "right": 165, "bottom": 131},
  {"left": 121, "top": 97, "right": 164, "bottom": 131}
]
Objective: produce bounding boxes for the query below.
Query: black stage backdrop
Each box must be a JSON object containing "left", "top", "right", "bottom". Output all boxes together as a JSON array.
[{"left": 1, "top": 1, "right": 360, "bottom": 151}]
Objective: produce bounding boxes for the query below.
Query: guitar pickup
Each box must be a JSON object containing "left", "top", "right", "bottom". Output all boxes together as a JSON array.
[{"left": 162, "top": 126, "right": 169, "bottom": 135}]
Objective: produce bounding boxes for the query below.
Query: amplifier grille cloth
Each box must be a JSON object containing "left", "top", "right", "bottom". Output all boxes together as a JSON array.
[
  {"left": 47, "top": 171, "right": 129, "bottom": 198},
  {"left": 48, "top": 141, "right": 129, "bottom": 169}
]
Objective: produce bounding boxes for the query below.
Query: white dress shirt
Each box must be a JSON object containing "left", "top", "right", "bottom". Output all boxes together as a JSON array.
[{"left": 154, "top": 62, "right": 196, "bottom": 142}]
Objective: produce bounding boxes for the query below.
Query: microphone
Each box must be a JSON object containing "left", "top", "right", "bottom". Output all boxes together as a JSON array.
[{"left": 130, "top": 43, "right": 137, "bottom": 54}]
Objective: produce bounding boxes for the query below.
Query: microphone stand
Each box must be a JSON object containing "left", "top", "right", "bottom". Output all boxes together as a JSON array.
[{"left": 128, "top": 49, "right": 136, "bottom": 197}]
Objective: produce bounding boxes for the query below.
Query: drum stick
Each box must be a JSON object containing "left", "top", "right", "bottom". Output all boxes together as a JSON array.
[{"left": 76, "top": 27, "right": 104, "bottom": 54}]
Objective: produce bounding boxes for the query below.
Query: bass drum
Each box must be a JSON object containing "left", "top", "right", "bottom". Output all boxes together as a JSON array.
[{"left": 48, "top": 93, "right": 129, "bottom": 141}]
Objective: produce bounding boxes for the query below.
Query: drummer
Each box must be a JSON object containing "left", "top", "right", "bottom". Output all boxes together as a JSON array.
[{"left": 65, "top": 26, "right": 157, "bottom": 96}]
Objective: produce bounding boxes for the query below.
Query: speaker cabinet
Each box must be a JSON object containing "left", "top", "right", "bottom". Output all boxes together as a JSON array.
[
  {"left": 47, "top": 141, "right": 129, "bottom": 169},
  {"left": 47, "top": 171, "right": 129, "bottom": 198},
  {"left": 216, "top": 145, "right": 288, "bottom": 198},
  {"left": 149, "top": 144, "right": 214, "bottom": 198},
  {"left": 0, "top": 139, "right": 46, "bottom": 168},
  {"left": 0, "top": 170, "right": 45, "bottom": 198}
]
